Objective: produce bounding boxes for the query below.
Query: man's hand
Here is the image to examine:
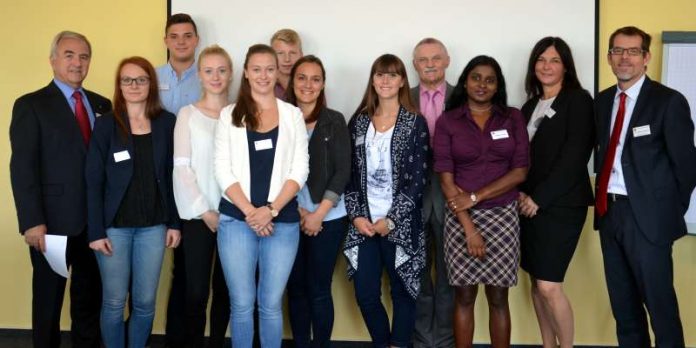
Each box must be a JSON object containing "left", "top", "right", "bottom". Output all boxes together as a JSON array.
[{"left": 24, "top": 224, "right": 47, "bottom": 252}]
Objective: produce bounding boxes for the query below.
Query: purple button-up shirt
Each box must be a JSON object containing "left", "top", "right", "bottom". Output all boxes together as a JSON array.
[{"left": 433, "top": 104, "right": 529, "bottom": 209}]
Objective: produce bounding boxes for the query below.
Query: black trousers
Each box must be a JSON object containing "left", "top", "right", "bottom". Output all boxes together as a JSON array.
[
  {"left": 599, "top": 198, "right": 685, "bottom": 348},
  {"left": 166, "top": 219, "right": 230, "bottom": 348},
  {"left": 29, "top": 231, "right": 101, "bottom": 348}
]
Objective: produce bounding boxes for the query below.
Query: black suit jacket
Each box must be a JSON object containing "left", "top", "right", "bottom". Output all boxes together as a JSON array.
[
  {"left": 594, "top": 76, "right": 696, "bottom": 244},
  {"left": 410, "top": 83, "right": 454, "bottom": 223},
  {"left": 10, "top": 81, "right": 112, "bottom": 236},
  {"left": 85, "top": 110, "right": 180, "bottom": 242},
  {"left": 520, "top": 88, "right": 595, "bottom": 210}
]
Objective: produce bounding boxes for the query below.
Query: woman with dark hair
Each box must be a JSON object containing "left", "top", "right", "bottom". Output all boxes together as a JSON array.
[
  {"left": 519, "top": 37, "right": 594, "bottom": 348},
  {"left": 433, "top": 55, "right": 528, "bottom": 348},
  {"left": 285, "top": 55, "right": 351, "bottom": 348},
  {"left": 214, "top": 44, "right": 308, "bottom": 348},
  {"left": 343, "top": 53, "right": 428, "bottom": 348},
  {"left": 86, "top": 56, "right": 181, "bottom": 348}
]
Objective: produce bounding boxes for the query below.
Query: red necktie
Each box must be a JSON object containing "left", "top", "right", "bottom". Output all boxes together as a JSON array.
[
  {"left": 72, "top": 90, "right": 91, "bottom": 145},
  {"left": 596, "top": 92, "right": 627, "bottom": 216}
]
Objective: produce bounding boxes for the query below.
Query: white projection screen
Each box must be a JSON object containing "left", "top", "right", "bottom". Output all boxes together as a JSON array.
[{"left": 170, "top": 0, "right": 597, "bottom": 115}]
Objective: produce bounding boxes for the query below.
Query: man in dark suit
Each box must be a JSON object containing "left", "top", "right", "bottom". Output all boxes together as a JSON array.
[
  {"left": 10, "top": 31, "right": 112, "bottom": 348},
  {"left": 595, "top": 26, "right": 696, "bottom": 348},
  {"left": 409, "top": 37, "right": 455, "bottom": 348}
]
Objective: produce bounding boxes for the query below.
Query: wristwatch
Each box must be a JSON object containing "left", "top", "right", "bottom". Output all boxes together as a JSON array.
[
  {"left": 386, "top": 218, "right": 396, "bottom": 231},
  {"left": 266, "top": 203, "right": 279, "bottom": 218},
  {"left": 470, "top": 192, "right": 478, "bottom": 206}
]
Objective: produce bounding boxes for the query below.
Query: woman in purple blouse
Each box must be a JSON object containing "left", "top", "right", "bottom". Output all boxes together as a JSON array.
[{"left": 432, "top": 55, "right": 529, "bottom": 348}]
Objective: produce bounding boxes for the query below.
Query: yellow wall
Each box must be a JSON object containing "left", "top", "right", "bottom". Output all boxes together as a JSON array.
[{"left": 0, "top": 0, "right": 694, "bottom": 346}]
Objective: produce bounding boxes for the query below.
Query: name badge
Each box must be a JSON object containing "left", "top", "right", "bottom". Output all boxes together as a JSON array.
[
  {"left": 159, "top": 83, "right": 170, "bottom": 91},
  {"left": 355, "top": 136, "right": 365, "bottom": 146},
  {"left": 544, "top": 107, "right": 556, "bottom": 118},
  {"left": 491, "top": 129, "right": 509, "bottom": 140},
  {"left": 113, "top": 150, "right": 131, "bottom": 162},
  {"left": 633, "top": 125, "right": 651, "bottom": 138},
  {"left": 254, "top": 139, "right": 273, "bottom": 151}
]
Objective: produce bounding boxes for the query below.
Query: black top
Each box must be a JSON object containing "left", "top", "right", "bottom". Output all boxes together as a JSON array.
[
  {"left": 220, "top": 126, "right": 299, "bottom": 222},
  {"left": 113, "top": 133, "right": 164, "bottom": 227},
  {"left": 305, "top": 107, "right": 351, "bottom": 204}
]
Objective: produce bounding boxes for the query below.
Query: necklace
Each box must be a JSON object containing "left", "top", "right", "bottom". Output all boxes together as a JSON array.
[
  {"left": 469, "top": 104, "right": 492, "bottom": 113},
  {"left": 371, "top": 114, "right": 396, "bottom": 132}
]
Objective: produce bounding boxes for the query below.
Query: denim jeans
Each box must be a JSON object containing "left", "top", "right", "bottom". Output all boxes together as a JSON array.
[
  {"left": 353, "top": 235, "right": 417, "bottom": 348},
  {"left": 95, "top": 224, "right": 166, "bottom": 348},
  {"left": 287, "top": 217, "right": 348, "bottom": 348},
  {"left": 217, "top": 214, "right": 299, "bottom": 348}
]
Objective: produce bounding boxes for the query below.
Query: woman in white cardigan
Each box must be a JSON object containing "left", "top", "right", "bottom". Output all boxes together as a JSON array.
[
  {"left": 169, "top": 45, "right": 232, "bottom": 348},
  {"left": 214, "top": 43, "right": 308, "bottom": 348}
]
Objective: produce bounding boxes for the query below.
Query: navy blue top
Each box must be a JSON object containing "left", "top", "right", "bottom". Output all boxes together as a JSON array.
[{"left": 219, "top": 126, "right": 299, "bottom": 222}]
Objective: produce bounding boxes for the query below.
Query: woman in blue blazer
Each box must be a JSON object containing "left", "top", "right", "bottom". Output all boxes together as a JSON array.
[{"left": 86, "top": 56, "right": 181, "bottom": 348}]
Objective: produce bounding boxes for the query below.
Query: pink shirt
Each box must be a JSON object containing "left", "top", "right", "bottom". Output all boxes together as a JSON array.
[{"left": 419, "top": 82, "right": 447, "bottom": 139}]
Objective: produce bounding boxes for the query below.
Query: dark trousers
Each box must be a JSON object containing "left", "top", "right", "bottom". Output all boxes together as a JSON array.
[
  {"left": 287, "top": 217, "right": 348, "bottom": 348},
  {"left": 599, "top": 199, "right": 685, "bottom": 348},
  {"left": 165, "top": 219, "right": 230, "bottom": 348},
  {"left": 30, "top": 231, "right": 102, "bottom": 348},
  {"left": 414, "top": 204, "right": 454, "bottom": 348},
  {"left": 353, "top": 235, "right": 417, "bottom": 348}
]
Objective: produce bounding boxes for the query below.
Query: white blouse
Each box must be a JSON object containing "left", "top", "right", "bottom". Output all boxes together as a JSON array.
[{"left": 173, "top": 104, "right": 225, "bottom": 220}]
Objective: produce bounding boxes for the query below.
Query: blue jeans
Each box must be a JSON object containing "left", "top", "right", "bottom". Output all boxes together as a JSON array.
[
  {"left": 217, "top": 214, "right": 299, "bottom": 348},
  {"left": 353, "top": 235, "right": 417, "bottom": 348},
  {"left": 287, "top": 217, "right": 348, "bottom": 348},
  {"left": 95, "top": 224, "right": 166, "bottom": 348}
]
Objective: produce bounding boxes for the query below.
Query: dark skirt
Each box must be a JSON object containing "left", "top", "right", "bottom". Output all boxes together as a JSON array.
[
  {"left": 444, "top": 201, "right": 520, "bottom": 287},
  {"left": 520, "top": 205, "right": 587, "bottom": 282}
]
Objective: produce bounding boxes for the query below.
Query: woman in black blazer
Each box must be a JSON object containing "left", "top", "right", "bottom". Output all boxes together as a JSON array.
[
  {"left": 86, "top": 56, "right": 181, "bottom": 348},
  {"left": 285, "top": 55, "right": 351, "bottom": 348},
  {"left": 518, "top": 37, "right": 595, "bottom": 348}
]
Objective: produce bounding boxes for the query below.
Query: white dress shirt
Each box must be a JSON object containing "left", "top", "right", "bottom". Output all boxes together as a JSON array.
[{"left": 607, "top": 74, "right": 646, "bottom": 195}]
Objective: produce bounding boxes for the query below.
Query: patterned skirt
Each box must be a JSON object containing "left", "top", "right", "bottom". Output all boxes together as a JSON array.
[{"left": 444, "top": 201, "right": 520, "bottom": 287}]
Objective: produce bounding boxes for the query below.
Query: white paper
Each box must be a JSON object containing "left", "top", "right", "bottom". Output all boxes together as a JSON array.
[
  {"left": 544, "top": 107, "right": 557, "bottom": 118},
  {"left": 43, "top": 235, "right": 69, "bottom": 278}
]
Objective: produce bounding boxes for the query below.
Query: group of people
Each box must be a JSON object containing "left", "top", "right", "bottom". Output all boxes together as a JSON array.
[{"left": 9, "top": 11, "right": 695, "bottom": 348}]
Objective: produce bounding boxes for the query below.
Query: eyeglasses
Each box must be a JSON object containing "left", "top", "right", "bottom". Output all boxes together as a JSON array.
[
  {"left": 120, "top": 76, "right": 150, "bottom": 86},
  {"left": 608, "top": 47, "right": 645, "bottom": 56}
]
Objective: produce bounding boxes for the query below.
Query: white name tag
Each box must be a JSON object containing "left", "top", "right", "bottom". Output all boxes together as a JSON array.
[
  {"left": 633, "top": 125, "right": 651, "bottom": 138},
  {"left": 491, "top": 129, "right": 509, "bottom": 140},
  {"left": 355, "top": 136, "right": 365, "bottom": 146},
  {"left": 113, "top": 150, "right": 130, "bottom": 162},
  {"left": 254, "top": 139, "right": 273, "bottom": 151},
  {"left": 159, "top": 83, "right": 170, "bottom": 91},
  {"left": 544, "top": 107, "right": 556, "bottom": 118}
]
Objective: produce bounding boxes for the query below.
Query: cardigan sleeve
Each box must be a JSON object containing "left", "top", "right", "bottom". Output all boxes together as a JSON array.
[{"left": 214, "top": 105, "right": 239, "bottom": 193}]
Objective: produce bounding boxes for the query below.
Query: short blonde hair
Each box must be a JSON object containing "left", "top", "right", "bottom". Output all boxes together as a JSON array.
[{"left": 270, "top": 28, "right": 302, "bottom": 49}]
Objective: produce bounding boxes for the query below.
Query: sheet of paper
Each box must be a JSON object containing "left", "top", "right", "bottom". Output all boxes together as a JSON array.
[{"left": 43, "top": 235, "right": 69, "bottom": 278}]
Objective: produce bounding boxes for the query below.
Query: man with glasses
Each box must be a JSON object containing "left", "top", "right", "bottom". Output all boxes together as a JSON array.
[
  {"left": 595, "top": 25, "right": 696, "bottom": 348},
  {"left": 409, "top": 37, "right": 454, "bottom": 348},
  {"left": 10, "top": 30, "right": 111, "bottom": 348}
]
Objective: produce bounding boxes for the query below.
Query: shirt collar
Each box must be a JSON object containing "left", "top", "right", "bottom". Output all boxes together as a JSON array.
[
  {"left": 453, "top": 103, "right": 506, "bottom": 120},
  {"left": 53, "top": 78, "right": 83, "bottom": 100},
  {"left": 165, "top": 60, "right": 198, "bottom": 79},
  {"left": 615, "top": 74, "right": 646, "bottom": 101},
  {"left": 419, "top": 82, "right": 446, "bottom": 97}
]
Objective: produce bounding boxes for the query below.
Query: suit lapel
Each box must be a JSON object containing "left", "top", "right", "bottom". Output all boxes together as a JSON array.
[
  {"left": 150, "top": 114, "right": 165, "bottom": 176},
  {"left": 626, "top": 77, "right": 652, "bottom": 130},
  {"left": 47, "top": 81, "right": 88, "bottom": 151}
]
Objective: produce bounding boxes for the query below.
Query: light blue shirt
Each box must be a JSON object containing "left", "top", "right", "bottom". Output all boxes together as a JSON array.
[
  {"left": 607, "top": 74, "right": 646, "bottom": 196},
  {"left": 296, "top": 129, "right": 347, "bottom": 221},
  {"left": 156, "top": 62, "right": 200, "bottom": 115},
  {"left": 53, "top": 78, "right": 96, "bottom": 128}
]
